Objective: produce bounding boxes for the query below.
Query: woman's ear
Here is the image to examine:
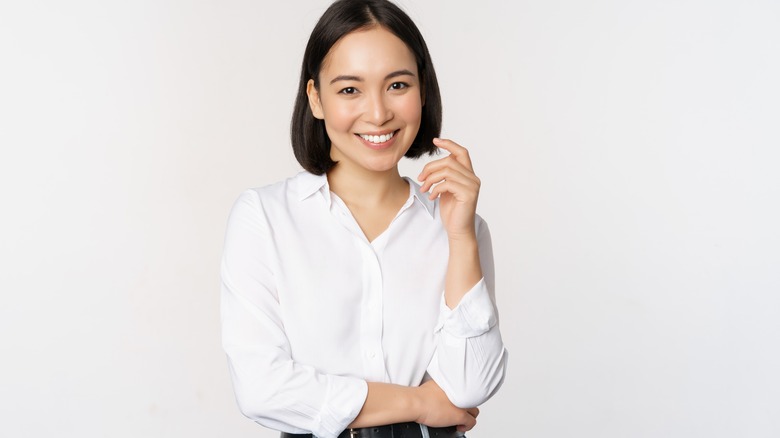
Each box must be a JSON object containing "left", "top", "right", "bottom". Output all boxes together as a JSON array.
[{"left": 306, "top": 79, "right": 325, "bottom": 120}]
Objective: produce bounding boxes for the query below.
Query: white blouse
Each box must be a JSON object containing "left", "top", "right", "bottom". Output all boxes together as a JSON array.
[{"left": 220, "top": 171, "right": 507, "bottom": 438}]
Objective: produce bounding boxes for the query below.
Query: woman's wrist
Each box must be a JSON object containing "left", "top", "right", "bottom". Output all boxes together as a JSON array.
[
  {"left": 444, "top": 234, "right": 482, "bottom": 308},
  {"left": 349, "top": 382, "right": 420, "bottom": 428},
  {"left": 408, "top": 383, "right": 425, "bottom": 423},
  {"left": 447, "top": 232, "right": 478, "bottom": 252}
]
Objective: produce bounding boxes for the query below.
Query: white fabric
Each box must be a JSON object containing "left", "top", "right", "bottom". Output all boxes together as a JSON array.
[{"left": 220, "top": 171, "right": 507, "bottom": 438}]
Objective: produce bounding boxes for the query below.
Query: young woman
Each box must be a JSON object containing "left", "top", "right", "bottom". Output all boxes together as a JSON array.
[{"left": 220, "top": 1, "right": 508, "bottom": 437}]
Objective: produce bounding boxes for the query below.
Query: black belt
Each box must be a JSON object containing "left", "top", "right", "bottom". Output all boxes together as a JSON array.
[{"left": 281, "top": 422, "right": 460, "bottom": 438}]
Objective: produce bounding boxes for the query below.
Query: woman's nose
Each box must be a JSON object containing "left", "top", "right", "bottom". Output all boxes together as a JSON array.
[{"left": 364, "top": 92, "right": 393, "bottom": 125}]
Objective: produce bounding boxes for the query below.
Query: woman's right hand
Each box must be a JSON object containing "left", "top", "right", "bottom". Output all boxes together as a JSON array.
[{"left": 414, "top": 380, "right": 480, "bottom": 432}]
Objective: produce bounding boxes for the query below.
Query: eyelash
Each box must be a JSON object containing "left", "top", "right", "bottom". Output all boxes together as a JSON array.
[{"left": 338, "top": 82, "right": 410, "bottom": 95}]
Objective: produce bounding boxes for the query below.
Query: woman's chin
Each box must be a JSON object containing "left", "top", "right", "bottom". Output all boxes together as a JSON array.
[
  {"left": 363, "top": 156, "right": 406, "bottom": 173},
  {"left": 331, "top": 154, "right": 403, "bottom": 174}
]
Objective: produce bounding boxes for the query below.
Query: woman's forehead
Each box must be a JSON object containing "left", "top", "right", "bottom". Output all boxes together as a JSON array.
[{"left": 320, "top": 27, "right": 418, "bottom": 80}]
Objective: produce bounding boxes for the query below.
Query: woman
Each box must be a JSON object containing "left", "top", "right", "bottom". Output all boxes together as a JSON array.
[{"left": 220, "top": 1, "right": 508, "bottom": 437}]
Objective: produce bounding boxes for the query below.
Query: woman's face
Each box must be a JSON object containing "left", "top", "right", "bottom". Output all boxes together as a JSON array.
[{"left": 307, "top": 26, "right": 423, "bottom": 175}]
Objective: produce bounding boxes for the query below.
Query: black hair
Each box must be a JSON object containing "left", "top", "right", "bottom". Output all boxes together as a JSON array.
[{"left": 290, "top": 0, "right": 442, "bottom": 175}]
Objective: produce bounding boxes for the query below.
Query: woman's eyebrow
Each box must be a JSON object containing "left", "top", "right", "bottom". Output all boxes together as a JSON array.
[{"left": 329, "top": 69, "right": 416, "bottom": 85}]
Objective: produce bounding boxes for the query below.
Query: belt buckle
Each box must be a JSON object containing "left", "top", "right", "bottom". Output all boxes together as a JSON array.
[{"left": 348, "top": 428, "right": 359, "bottom": 438}]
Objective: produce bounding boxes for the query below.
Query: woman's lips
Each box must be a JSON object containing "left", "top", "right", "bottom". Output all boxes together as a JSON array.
[{"left": 355, "top": 129, "right": 399, "bottom": 150}]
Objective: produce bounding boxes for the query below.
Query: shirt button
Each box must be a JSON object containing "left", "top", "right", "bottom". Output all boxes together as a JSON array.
[{"left": 367, "top": 351, "right": 375, "bottom": 358}]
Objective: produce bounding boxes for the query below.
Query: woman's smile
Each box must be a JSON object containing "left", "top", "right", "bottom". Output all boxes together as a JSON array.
[{"left": 355, "top": 129, "right": 400, "bottom": 150}]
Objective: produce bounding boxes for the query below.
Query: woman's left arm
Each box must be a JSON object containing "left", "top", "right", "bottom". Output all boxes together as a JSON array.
[{"left": 418, "top": 138, "right": 509, "bottom": 408}]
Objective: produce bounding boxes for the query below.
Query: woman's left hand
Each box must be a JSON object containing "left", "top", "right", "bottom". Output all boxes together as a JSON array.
[{"left": 418, "top": 138, "right": 481, "bottom": 241}]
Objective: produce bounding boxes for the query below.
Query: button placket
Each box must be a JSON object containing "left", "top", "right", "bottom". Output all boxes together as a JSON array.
[
  {"left": 329, "top": 190, "right": 391, "bottom": 381},
  {"left": 358, "top": 240, "right": 387, "bottom": 382}
]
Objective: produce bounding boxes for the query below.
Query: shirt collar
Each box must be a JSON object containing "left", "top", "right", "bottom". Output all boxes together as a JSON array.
[
  {"left": 403, "top": 176, "right": 436, "bottom": 219},
  {"left": 296, "top": 171, "right": 436, "bottom": 218},
  {"left": 296, "top": 171, "right": 329, "bottom": 201}
]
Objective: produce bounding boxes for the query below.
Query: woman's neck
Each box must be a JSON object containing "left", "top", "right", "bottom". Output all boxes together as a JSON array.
[{"left": 326, "top": 164, "right": 408, "bottom": 208}]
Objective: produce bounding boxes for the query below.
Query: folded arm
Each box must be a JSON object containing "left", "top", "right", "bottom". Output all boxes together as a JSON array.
[{"left": 426, "top": 218, "right": 509, "bottom": 408}]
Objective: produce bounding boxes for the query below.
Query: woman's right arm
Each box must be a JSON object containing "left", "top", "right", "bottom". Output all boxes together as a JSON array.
[
  {"left": 221, "top": 191, "right": 476, "bottom": 437},
  {"left": 221, "top": 191, "right": 368, "bottom": 438}
]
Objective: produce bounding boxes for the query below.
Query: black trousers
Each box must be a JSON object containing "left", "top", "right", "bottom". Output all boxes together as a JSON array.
[{"left": 281, "top": 422, "right": 462, "bottom": 438}]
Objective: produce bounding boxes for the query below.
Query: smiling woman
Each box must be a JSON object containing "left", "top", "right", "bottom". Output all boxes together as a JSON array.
[{"left": 219, "top": 1, "right": 508, "bottom": 438}]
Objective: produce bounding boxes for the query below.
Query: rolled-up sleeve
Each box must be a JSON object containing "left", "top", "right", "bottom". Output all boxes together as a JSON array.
[
  {"left": 220, "top": 190, "right": 368, "bottom": 438},
  {"left": 426, "top": 218, "right": 508, "bottom": 408}
]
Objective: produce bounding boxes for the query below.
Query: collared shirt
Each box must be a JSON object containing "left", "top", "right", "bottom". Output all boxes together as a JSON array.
[{"left": 220, "top": 171, "right": 507, "bottom": 438}]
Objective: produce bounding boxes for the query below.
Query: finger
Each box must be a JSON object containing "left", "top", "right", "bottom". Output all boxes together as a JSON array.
[
  {"left": 418, "top": 155, "right": 478, "bottom": 186},
  {"left": 433, "top": 138, "right": 474, "bottom": 170},
  {"left": 419, "top": 166, "right": 479, "bottom": 194},
  {"left": 458, "top": 412, "right": 477, "bottom": 432},
  {"left": 427, "top": 180, "right": 455, "bottom": 201},
  {"left": 428, "top": 180, "right": 478, "bottom": 203},
  {"left": 467, "top": 407, "right": 480, "bottom": 418}
]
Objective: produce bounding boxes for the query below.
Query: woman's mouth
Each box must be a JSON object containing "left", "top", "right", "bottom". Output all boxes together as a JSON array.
[{"left": 355, "top": 130, "right": 399, "bottom": 150}]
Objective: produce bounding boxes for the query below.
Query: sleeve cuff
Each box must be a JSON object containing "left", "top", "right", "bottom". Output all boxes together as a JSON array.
[
  {"left": 316, "top": 375, "right": 368, "bottom": 438},
  {"left": 434, "top": 278, "right": 497, "bottom": 338}
]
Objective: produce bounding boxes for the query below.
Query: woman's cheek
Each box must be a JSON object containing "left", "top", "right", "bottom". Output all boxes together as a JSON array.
[
  {"left": 329, "top": 101, "right": 360, "bottom": 131},
  {"left": 400, "top": 94, "right": 423, "bottom": 127}
]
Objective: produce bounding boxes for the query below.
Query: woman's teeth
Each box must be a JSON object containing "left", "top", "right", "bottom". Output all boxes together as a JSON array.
[{"left": 359, "top": 131, "right": 395, "bottom": 144}]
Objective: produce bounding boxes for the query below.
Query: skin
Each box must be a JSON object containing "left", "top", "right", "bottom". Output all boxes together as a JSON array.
[{"left": 306, "top": 26, "right": 483, "bottom": 432}]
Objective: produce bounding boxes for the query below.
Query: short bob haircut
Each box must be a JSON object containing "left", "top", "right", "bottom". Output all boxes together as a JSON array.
[{"left": 291, "top": 0, "right": 442, "bottom": 175}]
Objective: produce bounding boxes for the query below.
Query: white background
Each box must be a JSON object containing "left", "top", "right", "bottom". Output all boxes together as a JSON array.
[{"left": 1, "top": 0, "right": 779, "bottom": 437}]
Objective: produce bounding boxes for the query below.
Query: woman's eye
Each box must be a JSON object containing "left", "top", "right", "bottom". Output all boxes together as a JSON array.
[
  {"left": 339, "top": 87, "right": 358, "bottom": 95},
  {"left": 389, "top": 82, "right": 409, "bottom": 90}
]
